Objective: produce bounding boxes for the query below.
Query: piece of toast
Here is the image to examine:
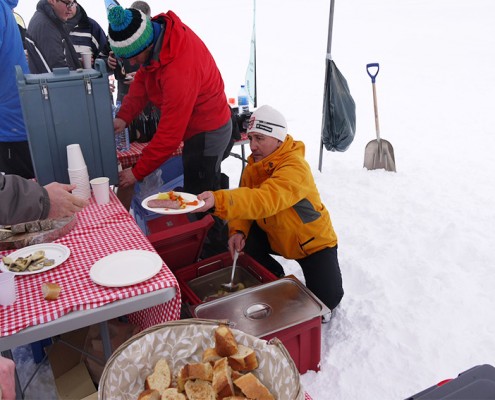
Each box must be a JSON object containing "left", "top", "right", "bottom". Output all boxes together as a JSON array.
[
  {"left": 234, "top": 372, "right": 275, "bottom": 400},
  {"left": 144, "top": 358, "right": 172, "bottom": 394},
  {"left": 161, "top": 388, "right": 187, "bottom": 400},
  {"left": 212, "top": 357, "right": 235, "bottom": 399},
  {"left": 202, "top": 347, "right": 223, "bottom": 365},
  {"left": 228, "top": 344, "right": 259, "bottom": 371},
  {"left": 215, "top": 325, "right": 238, "bottom": 357},
  {"left": 137, "top": 389, "right": 161, "bottom": 400},
  {"left": 177, "top": 362, "right": 213, "bottom": 391},
  {"left": 184, "top": 379, "right": 216, "bottom": 400}
]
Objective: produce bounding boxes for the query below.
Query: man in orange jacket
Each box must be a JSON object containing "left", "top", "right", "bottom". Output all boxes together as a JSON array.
[{"left": 196, "top": 106, "right": 344, "bottom": 312}]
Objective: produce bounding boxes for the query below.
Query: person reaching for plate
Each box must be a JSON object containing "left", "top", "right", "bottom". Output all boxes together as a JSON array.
[{"left": 194, "top": 105, "right": 344, "bottom": 312}]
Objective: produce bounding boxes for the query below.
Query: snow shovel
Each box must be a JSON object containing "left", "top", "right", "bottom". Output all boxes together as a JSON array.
[{"left": 364, "top": 63, "right": 396, "bottom": 172}]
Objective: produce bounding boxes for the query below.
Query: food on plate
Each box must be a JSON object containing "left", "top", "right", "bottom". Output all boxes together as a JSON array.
[
  {"left": 145, "top": 358, "right": 172, "bottom": 394},
  {"left": 137, "top": 324, "right": 274, "bottom": 399},
  {"left": 147, "top": 199, "right": 182, "bottom": 209},
  {"left": 1, "top": 219, "right": 54, "bottom": 237},
  {"left": 2, "top": 250, "right": 55, "bottom": 273},
  {"left": 147, "top": 191, "right": 199, "bottom": 210},
  {"left": 42, "top": 282, "right": 61, "bottom": 300},
  {"left": 0, "top": 228, "right": 14, "bottom": 240}
]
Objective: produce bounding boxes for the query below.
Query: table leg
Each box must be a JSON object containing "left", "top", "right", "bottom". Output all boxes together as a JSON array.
[{"left": 99, "top": 321, "right": 113, "bottom": 361}]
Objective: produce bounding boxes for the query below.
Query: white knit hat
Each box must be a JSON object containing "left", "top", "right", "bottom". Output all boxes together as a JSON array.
[{"left": 247, "top": 105, "right": 287, "bottom": 141}]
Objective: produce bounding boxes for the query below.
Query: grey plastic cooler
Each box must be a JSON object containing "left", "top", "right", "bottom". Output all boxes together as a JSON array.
[{"left": 15, "top": 59, "right": 119, "bottom": 186}]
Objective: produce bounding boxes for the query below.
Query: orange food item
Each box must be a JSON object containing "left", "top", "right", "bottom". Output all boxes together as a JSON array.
[{"left": 186, "top": 200, "right": 199, "bottom": 206}]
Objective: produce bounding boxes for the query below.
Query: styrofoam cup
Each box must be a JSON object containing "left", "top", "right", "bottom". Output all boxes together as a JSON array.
[
  {"left": 81, "top": 52, "right": 92, "bottom": 69},
  {"left": 0, "top": 273, "right": 16, "bottom": 306},
  {"left": 90, "top": 177, "right": 110, "bottom": 205},
  {"left": 67, "top": 144, "right": 86, "bottom": 170}
]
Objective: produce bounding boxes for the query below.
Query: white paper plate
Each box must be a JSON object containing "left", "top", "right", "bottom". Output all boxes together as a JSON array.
[
  {"left": 141, "top": 192, "right": 205, "bottom": 215},
  {"left": 0, "top": 243, "right": 71, "bottom": 276},
  {"left": 90, "top": 250, "right": 162, "bottom": 287}
]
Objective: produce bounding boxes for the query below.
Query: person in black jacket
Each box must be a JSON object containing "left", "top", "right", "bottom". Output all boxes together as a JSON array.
[
  {"left": 25, "top": 0, "right": 81, "bottom": 73},
  {"left": 66, "top": 2, "right": 107, "bottom": 67}
]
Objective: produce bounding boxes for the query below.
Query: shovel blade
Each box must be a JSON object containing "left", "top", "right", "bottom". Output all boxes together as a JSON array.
[{"left": 364, "top": 139, "right": 396, "bottom": 172}]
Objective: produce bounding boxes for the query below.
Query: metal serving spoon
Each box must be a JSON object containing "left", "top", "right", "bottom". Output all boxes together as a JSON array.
[{"left": 221, "top": 250, "right": 239, "bottom": 292}]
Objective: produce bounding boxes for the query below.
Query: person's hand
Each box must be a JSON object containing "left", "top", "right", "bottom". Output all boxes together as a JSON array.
[
  {"left": 107, "top": 51, "right": 117, "bottom": 70},
  {"left": 123, "top": 71, "right": 136, "bottom": 85},
  {"left": 194, "top": 191, "right": 215, "bottom": 212},
  {"left": 0, "top": 356, "right": 16, "bottom": 400},
  {"left": 228, "top": 232, "right": 246, "bottom": 259},
  {"left": 44, "top": 182, "right": 88, "bottom": 219},
  {"left": 119, "top": 168, "right": 137, "bottom": 188},
  {"left": 114, "top": 117, "right": 126, "bottom": 134}
]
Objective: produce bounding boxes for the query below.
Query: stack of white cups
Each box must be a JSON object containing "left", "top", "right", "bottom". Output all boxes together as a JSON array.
[{"left": 67, "top": 144, "right": 91, "bottom": 200}]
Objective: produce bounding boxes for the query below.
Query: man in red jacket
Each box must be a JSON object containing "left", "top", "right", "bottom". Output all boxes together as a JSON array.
[
  {"left": 107, "top": 6, "right": 231, "bottom": 194},
  {"left": 108, "top": 6, "right": 232, "bottom": 255}
]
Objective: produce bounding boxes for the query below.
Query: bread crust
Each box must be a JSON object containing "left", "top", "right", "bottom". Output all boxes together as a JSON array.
[
  {"left": 144, "top": 358, "right": 172, "bottom": 394},
  {"left": 184, "top": 379, "right": 216, "bottom": 400},
  {"left": 161, "top": 388, "right": 187, "bottom": 400},
  {"left": 212, "top": 357, "right": 235, "bottom": 399},
  {"left": 228, "top": 344, "right": 259, "bottom": 371},
  {"left": 42, "top": 282, "right": 61, "bottom": 300},
  {"left": 234, "top": 372, "right": 275, "bottom": 400},
  {"left": 177, "top": 362, "right": 213, "bottom": 391},
  {"left": 137, "top": 389, "right": 161, "bottom": 400},
  {"left": 215, "top": 325, "right": 239, "bottom": 357}
]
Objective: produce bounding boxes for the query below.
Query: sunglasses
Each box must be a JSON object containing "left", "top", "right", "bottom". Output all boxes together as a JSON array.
[{"left": 56, "top": 0, "right": 77, "bottom": 9}]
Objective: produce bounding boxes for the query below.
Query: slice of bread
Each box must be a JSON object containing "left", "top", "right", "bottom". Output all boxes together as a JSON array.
[
  {"left": 184, "top": 379, "right": 216, "bottom": 400},
  {"left": 215, "top": 325, "right": 238, "bottom": 357},
  {"left": 177, "top": 362, "right": 213, "bottom": 391},
  {"left": 234, "top": 372, "right": 275, "bottom": 400},
  {"left": 228, "top": 344, "right": 259, "bottom": 371},
  {"left": 212, "top": 357, "right": 235, "bottom": 399},
  {"left": 202, "top": 347, "right": 223, "bottom": 365},
  {"left": 161, "top": 388, "right": 187, "bottom": 400},
  {"left": 137, "top": 389, "right": 161, "bottom": 400},
  {"left": 144, "top": 358, "right": 172, "bottom": 394}
]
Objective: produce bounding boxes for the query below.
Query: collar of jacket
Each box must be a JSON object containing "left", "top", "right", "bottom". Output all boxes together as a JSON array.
[
  {"left": 66, "top": 3, "right": 90, "bottom": 31},
  {"left": 141, "top": 21, "right": 165, "bottom": 68},
  {"left": 247, "top": 134, "right": 303, "bottom": 174},
  {"left": 37, "top": 0, "right": 66, "bottom": 25}
]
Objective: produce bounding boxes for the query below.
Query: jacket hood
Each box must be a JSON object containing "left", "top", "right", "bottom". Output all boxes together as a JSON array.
[{"left": 151, "top": 11, "right": 186, "bottom": 66}]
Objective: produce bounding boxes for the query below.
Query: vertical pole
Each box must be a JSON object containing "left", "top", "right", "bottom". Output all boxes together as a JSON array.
[{"left": 318, "top": 0, "right": 335, "bottom": 172}]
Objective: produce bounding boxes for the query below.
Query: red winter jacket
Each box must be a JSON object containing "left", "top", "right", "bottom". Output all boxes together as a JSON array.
[{"left": 117, "top": 11, "right": 231, "bottom": 181}]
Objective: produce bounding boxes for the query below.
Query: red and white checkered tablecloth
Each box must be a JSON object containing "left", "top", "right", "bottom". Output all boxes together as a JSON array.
[
  {"left": 117, "top": 142, "right": 183, "bottom": 170},
  {"left": 305, "top": 393, "right": 313, "bottom": 400},
  {"left": 0, "top": 191, "right": 181, "bottom": 338}
]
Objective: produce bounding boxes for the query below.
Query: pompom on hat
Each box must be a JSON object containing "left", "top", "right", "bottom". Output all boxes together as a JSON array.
[
  {"left": 247, "top": 105, "right": 288, "bottom": 141},
  {"left": 108, "top": 6, "right": 153, "bottom": 59}
]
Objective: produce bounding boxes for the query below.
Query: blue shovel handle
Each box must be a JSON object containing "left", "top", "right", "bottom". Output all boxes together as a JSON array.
[{"left": 366, "top": 63, "right": 380, "bottom": 83}]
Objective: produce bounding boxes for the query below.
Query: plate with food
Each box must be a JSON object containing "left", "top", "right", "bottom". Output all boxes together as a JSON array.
[
  {"left": 141, "top": 191, "right": 205, "bottom": 215},
  {"left": 0, "top": 243, "right": 71, "bottom": 275}
]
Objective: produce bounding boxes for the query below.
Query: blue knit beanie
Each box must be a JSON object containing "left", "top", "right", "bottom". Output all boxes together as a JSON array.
[{"left": 108, "top": 6, "right": 153, "bottom": 59}]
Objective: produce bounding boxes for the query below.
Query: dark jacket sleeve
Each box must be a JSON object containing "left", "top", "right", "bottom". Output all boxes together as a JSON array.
[{"left": 0, "top": 174, "right": 50, "bottom": 225}]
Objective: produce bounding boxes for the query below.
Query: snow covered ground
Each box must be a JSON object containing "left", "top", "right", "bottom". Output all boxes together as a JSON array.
[{"left": 11, "top": 0, "right": 495, "bottom": 398}]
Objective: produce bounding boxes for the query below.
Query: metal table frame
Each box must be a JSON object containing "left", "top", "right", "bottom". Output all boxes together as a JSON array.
[{"left": 1, "top": 287, "right": 176, "bottom": 398}]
